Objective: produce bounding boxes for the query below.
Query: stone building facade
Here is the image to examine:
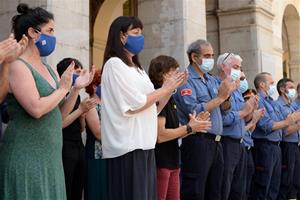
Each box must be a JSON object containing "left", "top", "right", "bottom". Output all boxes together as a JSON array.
[{"left": 0, "top": 0, "right": 299, "bottom": 87}]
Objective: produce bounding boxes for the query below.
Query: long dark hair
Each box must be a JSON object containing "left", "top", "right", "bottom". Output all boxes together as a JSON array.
[
  {"left": 11, "top": 3, "right": 54, "bottom": 42},
  {"left": 101, "top": 16, "right": 143, "bottom": 74}
]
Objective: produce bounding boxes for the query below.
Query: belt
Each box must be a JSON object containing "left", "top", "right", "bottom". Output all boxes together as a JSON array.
[
  {"left": 221, "top": 136, "right": 244, "bottom": 144},
  {"left": 254, "top": 139, "right": 280, "bottom": 146},
  {"left": 281, "top": 141, "right": 300, "bottom": 146},
  {"left": 198, "top": 132, "right": 222, "bottom": 142}
]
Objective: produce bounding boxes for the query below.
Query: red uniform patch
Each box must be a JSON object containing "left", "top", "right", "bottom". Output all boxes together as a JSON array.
[{"left": 181, "top": 89, "right": 192, "bottom": 96}]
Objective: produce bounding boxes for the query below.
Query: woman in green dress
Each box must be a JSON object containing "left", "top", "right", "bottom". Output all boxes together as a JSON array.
[{"left": 0, "top": 3, "right": 93, "bottom": 200}]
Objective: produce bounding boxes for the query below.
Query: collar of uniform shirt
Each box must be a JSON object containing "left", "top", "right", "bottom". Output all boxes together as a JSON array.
[
  {"left": 277, "top": 95, "right": 291, "bottom": 106},
  {"left": 258, "top": 90, "right": 270, "bottom": 100},
  {"left": 188, "top": 64, "right": 207, "bottom": 80}
]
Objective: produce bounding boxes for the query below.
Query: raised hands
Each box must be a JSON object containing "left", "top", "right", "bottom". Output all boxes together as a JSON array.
[
  {"left": 252, "top": 108, "right": 265, "bottom": 124},
  {"left": 79, "top": 97, "right": 98, "bottom": 113},
  {"left": 218, "top": 77, "right": 236, "bottom": 101},
  {"left": 188, "top": 111, "right": 212, "bottom": 133},
  {"left": 74, "top": 65, "right": 96, "bottom": 89},
  {"left": 196, "top": 111, "right": 210, "bottom": 121},
  {"left": 0, "top": 34, "right": 28, "bottom": 64},
  {"left": 286, "top": 111, "right": 300, "bottom": 125},
  {"left": 59, "top": 61, "right": 75, "bottom": 91},
  {"left": 162, "top": 69, "right": 188, "bottom": 94}
]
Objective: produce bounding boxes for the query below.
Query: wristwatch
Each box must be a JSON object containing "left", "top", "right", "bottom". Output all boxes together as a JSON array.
[{"left": 186, "top": 124, "right": 193, "bottom": 134}]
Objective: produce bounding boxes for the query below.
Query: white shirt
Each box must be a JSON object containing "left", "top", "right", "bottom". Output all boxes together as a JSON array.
[{"left": 101, "top": 57, "right": 157, "bottom": 158}]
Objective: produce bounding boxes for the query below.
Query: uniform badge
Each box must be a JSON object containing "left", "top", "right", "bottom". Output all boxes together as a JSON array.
[{"left": 181, "top": 89, "right": 192, "bottom": 96}]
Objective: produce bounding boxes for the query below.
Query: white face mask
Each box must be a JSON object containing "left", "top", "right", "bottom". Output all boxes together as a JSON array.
[
  {"left": 198, "top": 58, "right": 214, "bottom": 73},
  {"left": 230, "top": 69, "right": 241, "bottom": 81},
  {"left": 286, "top": 88, "right": 297, "bottom": 101},
  {"left": 267, "top": 84, "right": 277, "bottom": 96}
]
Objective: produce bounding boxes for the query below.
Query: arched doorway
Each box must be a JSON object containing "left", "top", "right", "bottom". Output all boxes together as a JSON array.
[
  {"left": 282, "top": 4, "right": 300, "bottom": 82},
  {"left": 90, "top": 0, "right": 138, "bottom": 68}
]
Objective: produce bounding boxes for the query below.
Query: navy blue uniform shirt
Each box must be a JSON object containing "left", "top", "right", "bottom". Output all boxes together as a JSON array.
[
  {"left": 173, "top": 65, "right": 223, "bottom": 135},
  {"left": 252, "top": 91, "right": 283, "bottom": 142}
]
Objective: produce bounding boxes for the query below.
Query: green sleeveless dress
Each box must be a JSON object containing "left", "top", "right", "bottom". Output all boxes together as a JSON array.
[{"left": 0, "top": 58, "right": 66, "bottom": 200}]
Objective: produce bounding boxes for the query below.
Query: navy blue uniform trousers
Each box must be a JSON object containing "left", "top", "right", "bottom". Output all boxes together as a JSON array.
[
  {"left": 251, "top": 140, "right": 281, "bottom": 200},
  {"left": 180, "top": 134, "right": 224, "bottom": 200},
  {"left": 278, "top": 142, "right": 300, "bottom": 200},
  {"left": 221, "top": 137, "right": 247, "bottom": 200}
]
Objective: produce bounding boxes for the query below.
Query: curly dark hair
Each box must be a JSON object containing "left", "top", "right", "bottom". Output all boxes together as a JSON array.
[
  {"left": 86, "top": 69, "right": 101, "bottom": 96},
  {"left": 148, "top": 55, "right": 179, "bottom": 88}
]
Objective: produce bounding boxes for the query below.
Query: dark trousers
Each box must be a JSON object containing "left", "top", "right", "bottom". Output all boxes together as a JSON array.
[
  {"left": 180, "top": 134, "right": 224, "bottom": 200},
  {"left": 244, "top": 147, "right": 255, "bottom": 200},
  {"left": 62, "top": 140, "right": 85, "bottom": 200},
  {"left": 107, "top": 149, "right": 157, "bottom": 200},
  {"left": 251, "top": 140, "right": 281, "bottom": 200},
  {"left": 278, "top": 142, "right": 300, "bottom": 200},
  {"left": 221, "top": 137, "right": 247, "bottom": 200}
]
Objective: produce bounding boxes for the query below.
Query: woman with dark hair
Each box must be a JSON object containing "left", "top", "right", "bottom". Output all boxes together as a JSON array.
[
  {"left": 0, "top": 4, "right": 93, "bottom": 200},
  {"left": 148, "top": 55, "right": 211, "bottom": 200},
  {"left": 84, "top": 70, "right": 107, "bottom": 200},
  {"left": 101, "top": 16, "right": 188, "bottom": 200},
  {"left": 57, "top": 58, "right": 97, "bottom": 200}
]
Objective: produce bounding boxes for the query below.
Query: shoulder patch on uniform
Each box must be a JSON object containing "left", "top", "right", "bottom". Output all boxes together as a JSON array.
[{"left": 181, "top": 89, "right": 192, "bottom": 96}]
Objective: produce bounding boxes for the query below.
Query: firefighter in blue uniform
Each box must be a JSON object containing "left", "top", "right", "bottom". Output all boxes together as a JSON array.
[
  {"left": 173, "top": 39, "right": 236, "bottom": 200},
  {"left": 216, "top": 53, "right": 257, "bottom": 200},
  {"left": 251, "top": 72, "right": 297, "bottom": 199},
  {"left": 276, "top": 78, "right": 300, "bottom": 199}
]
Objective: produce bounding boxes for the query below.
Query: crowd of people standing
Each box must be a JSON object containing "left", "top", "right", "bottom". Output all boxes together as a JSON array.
[{"left": 1, "top": 3, "right": 300, "bottom": 200}]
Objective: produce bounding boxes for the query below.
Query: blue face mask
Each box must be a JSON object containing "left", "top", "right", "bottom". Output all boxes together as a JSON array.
[
  {"left": 124, "top": 35, "right": 144, "bottom": 55},
  {"left": 96, "top": 85, "right": 101, "bottom": 97},
  {"left": 35, "top": 33, "right": 56, "bottom": 57},
  {"left": 198, "top": 58, "right": 214, "bottom": 73},
  {"left": 239, "top": 79, "right": 249, "bottom": 94},
  {"left": 72, "top": 74, "right": 79, "bottom": 86}
]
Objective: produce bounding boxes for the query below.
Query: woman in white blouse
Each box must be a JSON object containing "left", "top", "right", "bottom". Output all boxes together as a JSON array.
[{"left": 101, "top": 16, "right": 187, "bottom": 200}]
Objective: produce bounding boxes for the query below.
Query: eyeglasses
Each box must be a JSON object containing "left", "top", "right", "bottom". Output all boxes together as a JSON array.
[{"left": 222, "top": 52, "right": 233, "bottom": 64}]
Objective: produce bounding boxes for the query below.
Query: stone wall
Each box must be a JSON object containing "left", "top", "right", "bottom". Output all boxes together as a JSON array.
[
  {"left": 0, "top": 0, "right": 90, "bottom": 69},
  {"left": 138, "top": 0, "right": 206, "bottom": 71}
]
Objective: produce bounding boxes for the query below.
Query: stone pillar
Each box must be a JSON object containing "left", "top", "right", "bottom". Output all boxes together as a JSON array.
[
  {"left": 137, "top": 0, "right": 207, "bottom": 71},
  {"left": 0, "top": 0, "right": 47, "bottom": 40},
  {"left": 47, "top": 0, "right": 90, "bottom": 68},
  {"left": 0, "top": 0, "right": 90, "bottom": 68},
  {"left": 217, "top": 0, "right": 276, "bottom": 87}
]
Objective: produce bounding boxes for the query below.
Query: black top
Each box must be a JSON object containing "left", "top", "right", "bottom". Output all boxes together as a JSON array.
[
  {"left": 155, "top": 97, "right": 180, "bottom": 169},
  {"left": 62, "top": 97, "right": 82, "bottom": 141}
]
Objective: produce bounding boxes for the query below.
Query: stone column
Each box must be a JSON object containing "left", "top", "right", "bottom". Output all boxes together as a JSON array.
[
  {"left": 0, "top": 0, "right": 90, "bottom": 68},
  {"left": 217, "top": 0, "right": 276, "bottom": 87},
  {"left": 0, "top": 0, "right": 47, "bottom": 40},
  {"left": 46, "top": 0, "right": 90, "bottom": 68},
  {"left": 137, "top": 0, "right": 207, "bottom": 71}
]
